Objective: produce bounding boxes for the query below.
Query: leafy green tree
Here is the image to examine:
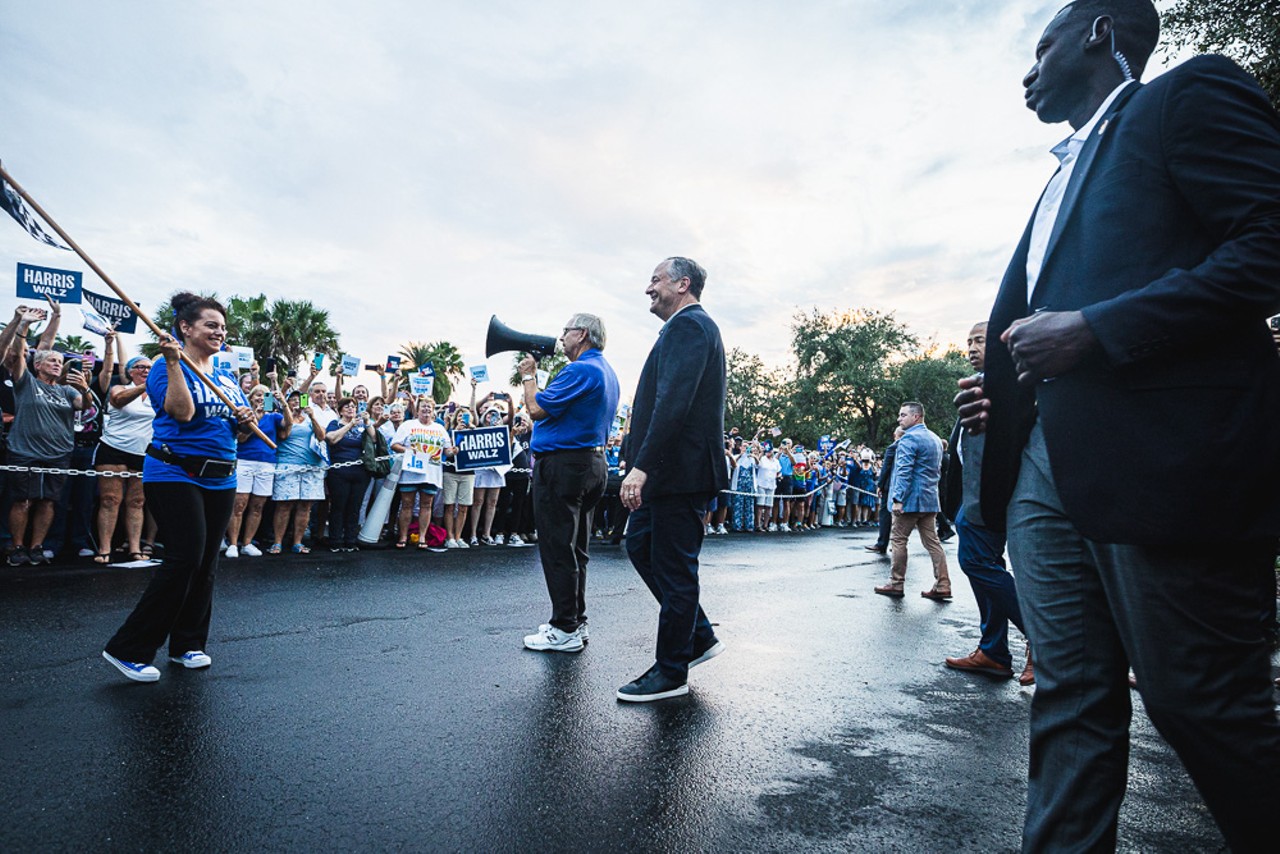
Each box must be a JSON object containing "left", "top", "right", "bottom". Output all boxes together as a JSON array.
[
  {"left": 724, "top": 347, "right": 790, "bottom": 438},
  {"left": 886, "top": 348, "right": 971, "bottom": 440},
  {"left": 400, "top": 340, "right": 465, "bottom": 403},
  {"left": 790, "top": 308, "right": 917, "bottom": 447},
  {"left": 261, "top": 299, "right": 340, "bottom": 373},
  {"left": 224, "top": 294, "right": 270, "bottom": 356},
  {"left": 1163, "top": 0, "right": 1280, "bottom": 109}
]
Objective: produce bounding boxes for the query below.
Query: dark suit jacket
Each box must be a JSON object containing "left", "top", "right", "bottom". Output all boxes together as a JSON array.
[
  {"left": 982, "top": 56, "right": 1280, "bottom": 544},
  {"left": 943, "top": 419, "right": 963, "bottom": 520},
  {"left": 877, "top": 441, "right": 897, "bottom": 494},
  {"left": 628, "top": 304, "right": 729, "bottom": 498}
]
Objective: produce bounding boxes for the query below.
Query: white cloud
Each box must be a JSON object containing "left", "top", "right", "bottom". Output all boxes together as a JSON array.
[{"left": 1, "top": 0, "right": 1182, "bottom": 394}]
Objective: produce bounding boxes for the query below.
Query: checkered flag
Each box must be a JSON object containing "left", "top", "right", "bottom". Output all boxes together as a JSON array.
[{"left": 0, "top": 168, "right": 70, "bottom": 250}]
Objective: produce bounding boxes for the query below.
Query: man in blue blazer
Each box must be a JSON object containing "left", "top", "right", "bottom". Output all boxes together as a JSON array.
[
  {"left": 617, "top": 257, "right": 728, "bottom": 702},
  {"left": 874, "top": 402, "right": 952, "bottom": 600},
  {"left": 957, "top": 1, "right": 1280, "bottom": 848}
]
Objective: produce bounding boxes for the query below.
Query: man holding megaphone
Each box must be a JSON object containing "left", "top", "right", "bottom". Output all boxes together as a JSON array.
[{"left": 516, "top": 313, "right": 620, "bottom": 654}]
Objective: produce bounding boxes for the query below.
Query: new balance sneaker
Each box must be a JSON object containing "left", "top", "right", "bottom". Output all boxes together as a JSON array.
[
  {"left": 690, "top": 637, "right": 725, "bottom": 668},
  {"left": 523, "top": 624, "right": 584, "bottom": 653},
  {"left": 102, "top": 650, "right": 160, "bottom": 683},
  {"left": 541, "top": 622, "right": 589, "bottom": 644},
  {"left": 240, "top": 543, "right": 263, "bottom": 557},
  {"left": 224, "top": 545, "right": 239, "bottom": 559},
  {"left": 617, "top": 664, "right": 688, "bottom": 702},
  {"left": 169, "top": 650, "right": 212, "bottom": 669}
]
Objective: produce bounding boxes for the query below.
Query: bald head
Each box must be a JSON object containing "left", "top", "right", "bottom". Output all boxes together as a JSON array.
[{"left": 967, "top": 322, "right": 989, "bottom": 372}]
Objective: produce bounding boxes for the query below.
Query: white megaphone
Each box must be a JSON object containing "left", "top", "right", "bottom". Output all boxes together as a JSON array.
[{"left": 359, "top": 456, "right": 404, "bottom": 544}]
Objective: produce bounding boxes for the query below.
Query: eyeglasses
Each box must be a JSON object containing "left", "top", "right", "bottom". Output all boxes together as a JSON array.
[{"left": 562, "top": 327, "right": 583, "bottom": 336}]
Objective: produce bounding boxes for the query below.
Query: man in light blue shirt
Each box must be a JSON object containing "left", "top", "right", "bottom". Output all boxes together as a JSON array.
[{"left": 875, "top": 401, "right": 951, "bottom": 600}]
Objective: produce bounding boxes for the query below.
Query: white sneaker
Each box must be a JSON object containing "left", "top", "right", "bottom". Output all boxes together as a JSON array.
[
  {"left": 780, "top": 523, "right": 791, "bottom": 532},
  {"left": 523, "top": 624, "right": 584, "bottom": 653},
  {"left": 169, "top": 650, "right": 212, "bottom": 669},
  {"left": 102, "top": 650, "right": 160, "bottom": 683},
  {"left": 240, "top": 543, "right": 262, "bottom": 557},
  {"left": 224, "top": 545, "right": 239, "bottom": 559},
  {"left": 705, "top": 524, "right": 714, "bottom": 535},
  {"left": 468, "top": 537, "right": 479, "bottom": 547},
  {"left": 768, "top": 524, "right": 778, "bottom": 532},
  {"left": 494, "top": 534, "right": 506, "bottom": 545},
  {"left": 445, "top": 539, "right": 458, "bottom": 549},
  {"left": 457, "top": 539, "right": 471, "bottom": 549},
  {"left": 480, "top": 536, "right": 496, "bottom": 546},
  {"left": 78, "top": 548, "right": 95, "bottom": 558},
  {"left": 715, "top": 524, "right": 728, "bottom": 535},
  {"left": 507, "top": 534, "right": 526, "bottom": 547}
]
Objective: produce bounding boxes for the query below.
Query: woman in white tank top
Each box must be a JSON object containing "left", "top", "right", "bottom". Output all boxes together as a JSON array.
[{"left": 93, "top": 356, "right": 156, "bottom": 563}]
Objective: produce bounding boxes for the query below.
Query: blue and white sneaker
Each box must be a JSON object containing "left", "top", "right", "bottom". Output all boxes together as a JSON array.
[
  {"left": 102, "top": 650, "right": 160, "bottom": 683},
  {"left": 168, "top": 650, "right": 212, "bottom": 669}
]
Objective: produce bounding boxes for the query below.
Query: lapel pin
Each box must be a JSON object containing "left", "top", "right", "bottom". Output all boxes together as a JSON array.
[{"left": 1098, "top": 118, "right": 1110, "bottom": 135}]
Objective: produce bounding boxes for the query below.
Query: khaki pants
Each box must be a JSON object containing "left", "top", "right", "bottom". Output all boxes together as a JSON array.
[{"left": 889, "top": 511, "right": 950, "bottom": 590}]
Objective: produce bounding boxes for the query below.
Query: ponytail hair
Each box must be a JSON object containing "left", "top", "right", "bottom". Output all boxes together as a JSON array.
[{"left": 170, "top": 291, "right": 226, "bottom": 342}]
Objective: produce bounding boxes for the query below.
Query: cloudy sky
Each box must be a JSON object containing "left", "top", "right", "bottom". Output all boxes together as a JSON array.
[{"left": 0, "top": 1, "right": 1184, "bottom": 396}]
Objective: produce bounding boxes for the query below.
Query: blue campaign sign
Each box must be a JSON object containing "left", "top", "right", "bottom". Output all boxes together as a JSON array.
[
  {"left": 453, "top": 425, "right": 511, "bottom": 471},
  {"left": 82, "top": 288, "right": 138, "bottom": 334},
  {"left": 819, "top": 435, "right": 835, "bottom": 454},
  {"left": 16, "top": 262, "right": 82, "bottom": 303}
]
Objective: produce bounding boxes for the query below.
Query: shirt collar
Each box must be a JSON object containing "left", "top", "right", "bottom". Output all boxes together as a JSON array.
[
  {"left": 661, "top": 301, "right": 699, "bottom": 328},
  {"left": 1050, "top": 80, "right": 1133, "bottom": 164}
]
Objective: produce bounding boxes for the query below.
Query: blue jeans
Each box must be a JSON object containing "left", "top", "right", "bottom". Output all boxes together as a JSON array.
[
  {"left": 955, "top": 504, "right": 1022, "bottom": 668},
  {"left": 625, "top": 493, "right": 717, "bottom": 680}
]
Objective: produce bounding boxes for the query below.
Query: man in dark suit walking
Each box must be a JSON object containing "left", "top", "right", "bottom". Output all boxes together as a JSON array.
[
  {"left": 958, "top": 1, "right": 1280, "bottom": 848},
  {"left": 617, "top": 257, "right": 728, "bottom": 702},
  {"left": 864, "top": 426, "right": 903, "bottom": 555}
]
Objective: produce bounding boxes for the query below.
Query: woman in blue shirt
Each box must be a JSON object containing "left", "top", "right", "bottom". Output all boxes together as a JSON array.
[
  {"left": 325, "top": 396, "right": 374, "bottom": 552},
  {"left": 102, "top": 292, "right": 254, "bottom": 683}
]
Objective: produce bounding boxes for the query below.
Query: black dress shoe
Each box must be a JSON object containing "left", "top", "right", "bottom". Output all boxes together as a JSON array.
[
  {"left": 864, "top": 545, "right": 888, "bottom": 554},
  {"left": 690, "top": 637, "right": 724, "bottom": 668},
  {"left": 617, "top": 664, "right": 688, "bottom": 702}
]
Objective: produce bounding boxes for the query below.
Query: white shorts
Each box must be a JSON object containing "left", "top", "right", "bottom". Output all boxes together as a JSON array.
[
  {"left": 755, "top": 488, "right": 775, "bottom": 508},
  {"left": 236, "top": 458, "right": 275, "bottom": 497},
  {"left": 272, "top": 467, "right": 325, "bottom": 502},
  {"left": 835, "top": 488, "right": 848, "bottom": 507},
  {"left": 473, "top": 468, "right": 504, "bottom": 489}
]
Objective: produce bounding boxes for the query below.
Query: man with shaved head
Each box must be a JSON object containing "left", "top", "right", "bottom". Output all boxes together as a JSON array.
[{"left": 956, "top": 0, "right": 1280, "bottom": 848}]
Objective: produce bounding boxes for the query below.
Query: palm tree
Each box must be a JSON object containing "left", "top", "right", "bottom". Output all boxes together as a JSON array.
[
  {"left": 224, "top": 294, "right": 271, "bottom": 357},
  {"left": 507, "top": 352, "right": 569, "bottom": 387},
  {"left": 399, "top": 340, "right": 465, "bottom": 403},
  {"left": 261, "top": 299, "right": 341, "bottom": 374},
  {"left": 54, "top": 334, "right": 94, "bottom": 354}
]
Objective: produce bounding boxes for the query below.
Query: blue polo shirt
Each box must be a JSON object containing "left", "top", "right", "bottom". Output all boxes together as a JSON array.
[{"left": 531, "top": 348, "right": 620, "bottom": 453}]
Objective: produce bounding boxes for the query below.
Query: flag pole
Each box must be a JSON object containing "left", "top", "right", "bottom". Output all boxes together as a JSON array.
[{"left": 0, "top": 164, "right": 275, "bottom": 448}]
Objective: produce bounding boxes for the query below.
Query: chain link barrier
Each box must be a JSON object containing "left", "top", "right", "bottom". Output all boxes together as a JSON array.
[{"left": 0, "top": 455, "right": 535, "bottom": 479}]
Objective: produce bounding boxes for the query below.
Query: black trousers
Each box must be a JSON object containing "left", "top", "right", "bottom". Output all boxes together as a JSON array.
[
  {"left": 105, "top": 482, "right": 236, "bottom": 663},
  {"left": 326, "top": 466, "right": 371, "bottom": 548},
  {"left": 625, "top": 492, "right": 717, "bottom": 680},
  {"left": 497, "top": 475, "right": 530, "bottom": 538},
  {"left": 531, "top": 450, "right": 606, "bottom": 633}
]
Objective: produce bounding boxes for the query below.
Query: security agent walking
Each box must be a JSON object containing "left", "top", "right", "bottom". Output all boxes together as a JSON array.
[
  {"left": 519, "top": 313, "right": 620, "bottom": 653},
  {"left": 102, "top": 292, "right": 255, "bottom": 682},
  {"left": 617, "top": 257, "right": 727, "bottom": 702}
]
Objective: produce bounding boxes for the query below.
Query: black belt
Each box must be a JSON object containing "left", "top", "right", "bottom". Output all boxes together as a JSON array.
[
  {"left": 535, "top": 446, "right": 605, "bottom": 457},
  {"left": 146, "top": 444, "right": 238, "bottom": 479}
]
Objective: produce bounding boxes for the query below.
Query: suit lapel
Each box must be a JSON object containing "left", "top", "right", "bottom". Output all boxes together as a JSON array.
[{"left": 1033, "top": 82, "right": 1143, "bottom": 306}]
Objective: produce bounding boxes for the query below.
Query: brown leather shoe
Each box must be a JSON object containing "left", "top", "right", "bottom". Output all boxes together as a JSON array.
[
  {"left": 945, "top": 649, "right": 1013, "bottom": 678},
  {"left": 920, "top": 587, "right": 953, "bottom": 601},
  {"left": 874, "top": 582, "right": 905, "bottom": 597},
  {"left": 1018, "top": 647, "right": 1035, "bottom": 686}
]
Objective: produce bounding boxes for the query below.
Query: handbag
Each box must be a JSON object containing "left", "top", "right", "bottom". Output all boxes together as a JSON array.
[{"left": 362, "top": 429, "right": 392, "bottom": 477}]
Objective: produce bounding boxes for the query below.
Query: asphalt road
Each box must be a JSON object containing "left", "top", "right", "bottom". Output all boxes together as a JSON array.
[{"left": 0, "top": 527, "right": 1244, "bottom": 852}]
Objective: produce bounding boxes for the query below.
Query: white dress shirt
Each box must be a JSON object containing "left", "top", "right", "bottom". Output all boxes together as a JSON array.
[{"left": 1025, "top": 81, "right": 1134, "bottom": 306}]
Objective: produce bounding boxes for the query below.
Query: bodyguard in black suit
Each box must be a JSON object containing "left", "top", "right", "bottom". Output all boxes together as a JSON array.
[
  {"left": 957, "top": 2, "right": 1280, "bottom": 849},
  {"left": 616, "top": 257, "right": 728, "bottom": 702}
]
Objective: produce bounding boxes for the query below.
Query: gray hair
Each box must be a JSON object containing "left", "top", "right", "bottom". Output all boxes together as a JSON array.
[
  {"left": 32, "top": 349, "right": 62, "bottom": 367},
  {"left": 664, "top": 257, "right": 707, "bottom": 298},
  {"left": 567, "top": 313, "right": 607, "bottom": 351}
]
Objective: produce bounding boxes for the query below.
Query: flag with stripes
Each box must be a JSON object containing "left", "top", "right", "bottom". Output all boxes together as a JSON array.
[{"left": 0, "top": 169, "right": 69, "bottom": 250}]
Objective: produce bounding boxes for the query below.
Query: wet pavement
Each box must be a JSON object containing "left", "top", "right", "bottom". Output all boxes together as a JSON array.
[{"left": 0, "top": 527, "right": 1245, "bottom": 852}]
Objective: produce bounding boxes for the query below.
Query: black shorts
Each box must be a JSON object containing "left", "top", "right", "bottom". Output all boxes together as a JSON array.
[
  {"left": 6, "top": 454, "right": 70, "bottom": 502},
  {"left": 775, "top": 478, "right": 795, "bottom": 497},
  {"left": 95, "top": 442, "right": 144, "bottom": 472}
]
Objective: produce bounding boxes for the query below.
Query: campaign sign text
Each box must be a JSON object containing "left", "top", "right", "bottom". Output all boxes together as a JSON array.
[
  {"left": 409, "top": 374, "right": 434, "bottom": 398},
  {"left": 341, "top": 354, "right": 360, "bottom": 377},
  {"left": 453, "top": 426, "right": 511, "bottom": 471},
  {"left": 17, "top": 263, "right": 82, "bottom": 303},
  {"left": 385, "top": 355, "right": 402, "bottom": 373},
  {"left": 819, "top": 435, "right": 835, "bottom": 454},
  {"left": 83, "top": 288, "right": 138, "bottom": 334},
  {"left": 468, "top": 364, "right": 489, "bottom": 382}
]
